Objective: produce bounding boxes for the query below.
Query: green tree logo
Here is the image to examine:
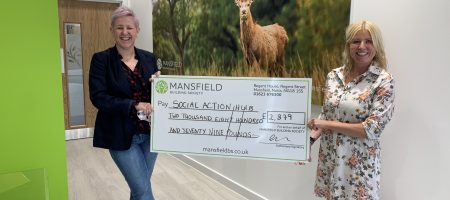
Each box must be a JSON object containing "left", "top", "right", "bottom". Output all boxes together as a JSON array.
[{"left": 155, "top": 80, "right": 168, "bottom": 94}]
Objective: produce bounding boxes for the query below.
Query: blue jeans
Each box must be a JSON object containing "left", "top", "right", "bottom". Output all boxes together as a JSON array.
[{"left": 109, "top": 134, "right": 158, "bottom": 200}]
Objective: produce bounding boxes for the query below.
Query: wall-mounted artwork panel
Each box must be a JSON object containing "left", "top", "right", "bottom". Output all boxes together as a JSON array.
[{"left": 153, "top": 0, "right": 351, "bottom": 104}]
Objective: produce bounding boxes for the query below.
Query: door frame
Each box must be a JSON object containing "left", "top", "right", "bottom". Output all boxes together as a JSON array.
[{"left": 60, "top": 0, "right": 122, "bottom": 140}]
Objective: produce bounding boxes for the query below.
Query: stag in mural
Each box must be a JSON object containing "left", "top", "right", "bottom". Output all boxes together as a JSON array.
[{"left": 235, "top": 0, "right": 288, "bottom": 77}]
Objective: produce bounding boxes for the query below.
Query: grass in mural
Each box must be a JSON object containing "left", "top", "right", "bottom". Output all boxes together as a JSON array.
[{"left": 161, "top": 50, "right": 341, "bottom": 105}]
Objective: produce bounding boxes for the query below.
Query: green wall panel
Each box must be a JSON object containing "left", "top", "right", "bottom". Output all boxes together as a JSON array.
[{"left": 0, "top": 1, "right": 68, "bottom": 200}]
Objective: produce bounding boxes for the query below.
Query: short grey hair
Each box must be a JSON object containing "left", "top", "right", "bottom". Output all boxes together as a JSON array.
[{"left": 111, "top": 6, "right": 140, "bottom": 28}]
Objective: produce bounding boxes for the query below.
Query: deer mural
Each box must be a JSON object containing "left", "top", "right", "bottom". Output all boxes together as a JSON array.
[{"left": 235, "top": 0, "right": 288, "bottom": 77}]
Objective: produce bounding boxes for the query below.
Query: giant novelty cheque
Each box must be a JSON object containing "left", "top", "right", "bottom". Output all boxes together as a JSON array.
[{"left": 151, "top": 75, "right": 312, "bottom": 162}]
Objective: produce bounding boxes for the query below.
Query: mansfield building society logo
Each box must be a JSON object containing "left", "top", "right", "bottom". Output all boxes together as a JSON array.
[
  {"left": 155, "top": 80, "right": 168, "bottom": 94},
  {"left": 155, "top": 79, "right": 223, "bottom": 95}
]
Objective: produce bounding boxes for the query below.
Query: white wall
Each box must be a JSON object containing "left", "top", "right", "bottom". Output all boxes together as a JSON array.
[
  {"left": 351, "top": 1, "right": 450, "bottom": 199},
  {"left": 129, "top": 0, "right": 450, "bottom": 199},
  {"left": 125, "top": 0, "right": 153, "bottom": 52},
  {"left": 184, "top": 1, "right": 450, "bottom": 200}
]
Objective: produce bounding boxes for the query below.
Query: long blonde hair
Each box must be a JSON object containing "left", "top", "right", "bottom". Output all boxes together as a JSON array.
[{"left": 343, "top": 20, "right": 387, "bottom": 75}]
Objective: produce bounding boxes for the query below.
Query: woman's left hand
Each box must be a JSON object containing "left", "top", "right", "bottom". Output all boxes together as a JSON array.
[
  {"left": 135, "top": 102, "right": 154, "bottom": 115},
  {"left": 149, "top": 71, "right": 161, "bottom": 82}
]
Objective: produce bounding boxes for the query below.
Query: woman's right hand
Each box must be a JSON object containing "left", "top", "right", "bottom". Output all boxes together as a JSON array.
[
  {"left": 308, "top": 118, "right": 324, "bottom": 139},
  {"left": 295, "top": 119, "right": 324, "bottom": 166}
]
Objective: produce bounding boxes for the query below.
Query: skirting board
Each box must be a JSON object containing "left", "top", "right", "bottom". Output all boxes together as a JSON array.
[
  {"left": 171, "top": 154, "right": 268, "bottom": 200},
  {"left": 65, "top": 128, "right": 94, "bottom": 140}
]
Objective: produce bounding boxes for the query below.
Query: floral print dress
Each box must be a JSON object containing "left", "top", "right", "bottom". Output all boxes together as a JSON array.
[{"left": 314, "top": 65, "right": 395, "bottom": 200}]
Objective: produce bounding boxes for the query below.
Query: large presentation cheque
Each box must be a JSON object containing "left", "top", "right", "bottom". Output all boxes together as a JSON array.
[{"left": 151, "top": 75, "right": 312, "bottom": 162}]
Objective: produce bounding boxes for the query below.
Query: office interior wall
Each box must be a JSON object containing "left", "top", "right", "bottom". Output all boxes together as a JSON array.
[
  {"left": 351, "top": 0, "right": 450, "bottom": 199},
  {"left": 0, "top": 1, "right": 68, "bottom": 200},
  {"left": 181, "top": 0, "right": 450, "bottom": 200},
  {"left": 120, "top": 0, "right": 450, "bottom": 199},
  {"left": 128, "top": 0, "right": 153, "bottom": 52}
]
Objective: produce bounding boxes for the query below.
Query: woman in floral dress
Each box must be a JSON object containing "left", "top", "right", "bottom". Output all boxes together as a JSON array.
[{"left": 308, "top": 20, "right": 395, "bottom": 200}]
